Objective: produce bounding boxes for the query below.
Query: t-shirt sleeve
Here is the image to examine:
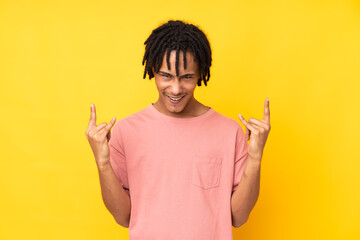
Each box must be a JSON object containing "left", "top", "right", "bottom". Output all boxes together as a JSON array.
[
  {"left": 232, "top": 125, "right": 249, "bottom": 193},
  {"left": 109, "top": 120, "right": 130, "bottom": 196}
]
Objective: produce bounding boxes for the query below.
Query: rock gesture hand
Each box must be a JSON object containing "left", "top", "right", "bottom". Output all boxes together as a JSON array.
[
  {"left": 238, "top": 98, "right": 271, "bottom": 162},
  {"left": 85, "top": 104, "right": 116, "bottom": 168}
]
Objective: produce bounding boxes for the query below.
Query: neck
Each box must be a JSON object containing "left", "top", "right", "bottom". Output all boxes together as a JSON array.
[{"left": 154, "top": 96, "right": 206, "bottom": 118}]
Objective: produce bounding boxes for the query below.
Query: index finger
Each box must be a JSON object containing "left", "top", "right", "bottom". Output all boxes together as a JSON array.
[
  {"left": 262, "top": 97, "right": 270, "bottom": 124},
  {"left": 88, "top": 104, "right": 97, "bottom": 128}
]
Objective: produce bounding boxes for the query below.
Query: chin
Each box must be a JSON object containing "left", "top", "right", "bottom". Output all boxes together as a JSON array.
[
  {"left": 166, "top": 103, "right": 185, "bottom": 113},
  {"left": 164, "top": 99, "right": 188, "bottom": 113}
]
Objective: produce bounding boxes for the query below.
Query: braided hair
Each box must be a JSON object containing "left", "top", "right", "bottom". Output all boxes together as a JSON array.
[{"left": 142, "top": 20, "right": 212, "bottom": 86}]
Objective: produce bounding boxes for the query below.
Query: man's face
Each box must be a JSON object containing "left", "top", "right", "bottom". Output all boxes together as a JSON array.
[{"left": 153, "top": 50, "right": 200, "bottom": 117}]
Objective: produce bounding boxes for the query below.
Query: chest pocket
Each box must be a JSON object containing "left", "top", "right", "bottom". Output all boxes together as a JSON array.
[{"left": 191, "top": 156, "right": 223, "bottom": 189}]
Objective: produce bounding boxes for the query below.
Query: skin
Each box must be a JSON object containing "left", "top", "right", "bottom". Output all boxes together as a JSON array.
[
  {"left": 231, "top": 98, "right": 271, "bottom": 227},
  {"left": 85, "top": 105, "right": 131, "bottom": 228},
  {"left": 152, "top": 49, "right": 210, "bottom": 118},
  {"left": 85, "top": 104, "right": 116, "bottom": 167},
  {"left": 239, "top": 98, "right": 271, "bottom": 161}
]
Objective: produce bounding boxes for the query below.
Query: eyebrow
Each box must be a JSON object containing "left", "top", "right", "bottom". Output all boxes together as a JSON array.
[{"left": 159, "top": 71, "right": 195, "bottom": 77}]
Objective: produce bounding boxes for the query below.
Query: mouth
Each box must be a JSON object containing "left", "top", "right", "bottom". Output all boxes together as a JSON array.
[{"left": 166, "top": 95, "right": 185, "bottom": 104}]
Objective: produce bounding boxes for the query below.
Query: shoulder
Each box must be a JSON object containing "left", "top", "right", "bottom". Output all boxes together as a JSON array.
[
  {"left": 113, "top": 105, "right": 152, "bottom": 130},
  {"left": 209, "top": 109, "right": 247, "bottom": 140},
  {"left": 211, "top": 109, "right": 242, "bottom": 130}
]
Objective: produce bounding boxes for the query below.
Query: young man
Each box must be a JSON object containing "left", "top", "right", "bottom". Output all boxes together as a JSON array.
[{"left": 86, "top": 20, "right": 271, "bottom": 240}]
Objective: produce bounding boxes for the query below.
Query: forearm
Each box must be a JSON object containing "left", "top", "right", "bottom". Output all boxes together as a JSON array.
[
  {"left": 97, "top": 162, "right": 131, "bottom": 228},
  {"left": 231, "top": 157, "right": 261, "bottom": 228}
]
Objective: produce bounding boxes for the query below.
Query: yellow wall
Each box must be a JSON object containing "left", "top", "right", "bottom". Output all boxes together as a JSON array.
[{"left": 1, "top": 0, "right": 359, "bottom": 239}]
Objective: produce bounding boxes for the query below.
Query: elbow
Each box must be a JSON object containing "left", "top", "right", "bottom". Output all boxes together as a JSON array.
[
  {"left": 232, "top": 215, "right": 249, "bottom": 228},
  {"left": 120, "top": 222, "right": 129, "bottom": 228},
  {"left": 114, "top": 214, "right": 130, "bottom": 228},
  {"left": 115, "top": 217, "right": 129, "bottom": 228}
]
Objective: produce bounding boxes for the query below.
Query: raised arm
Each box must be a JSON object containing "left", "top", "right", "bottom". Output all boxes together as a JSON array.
[
  {"left": 232, "top": 98, "right": 271, "bottom": 227},
  {"left": 85, "top": 103, "right": 131, "bottom": 228}
]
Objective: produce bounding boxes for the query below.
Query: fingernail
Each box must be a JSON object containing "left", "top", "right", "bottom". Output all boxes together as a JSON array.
[
  {"left": 238, "top": 113, "right": 242, "bottom": 119},
  {"left": 91, "top": 104, "right": 93, "bottom": 108}
]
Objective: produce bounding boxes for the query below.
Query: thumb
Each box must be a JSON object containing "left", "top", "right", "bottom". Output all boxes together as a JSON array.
[
  {"left": 239, "top": 113, "right": 251, "bottom": 141},
  {"left": 106, "top": 117, "right": 116, "bottom": 141},
  {"left": 245, "top": 127, "right": 251, "bottom": 141},
  {"left": 107, "top": 131, "right": 111, "bottom": 142}
]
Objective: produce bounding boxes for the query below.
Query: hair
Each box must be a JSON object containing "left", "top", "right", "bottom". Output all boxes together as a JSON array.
[{"left": 142, "top": 20, "right": 212, "bottom": 86}]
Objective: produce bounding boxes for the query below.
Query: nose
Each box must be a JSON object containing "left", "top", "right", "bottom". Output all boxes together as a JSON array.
[{"left": 170, "top": 78, "right": 182, "bottom": 95}]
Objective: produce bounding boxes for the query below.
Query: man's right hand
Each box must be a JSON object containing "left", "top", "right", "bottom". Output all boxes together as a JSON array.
[{"left": 85, "top": 104, "right": 116, "bottom": 168}]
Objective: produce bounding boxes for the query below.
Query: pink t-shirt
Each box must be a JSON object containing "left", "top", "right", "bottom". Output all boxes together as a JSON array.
[{"left": 109, "top": 103, "right": 248, "bottom": 240}]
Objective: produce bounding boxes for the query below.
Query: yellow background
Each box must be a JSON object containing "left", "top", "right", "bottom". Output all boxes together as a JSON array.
[{"left": 1, "top": 0, "right": 359, "bottom": 239}]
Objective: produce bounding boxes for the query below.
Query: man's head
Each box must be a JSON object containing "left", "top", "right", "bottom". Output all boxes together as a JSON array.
[
  {"left": 142, "top": 20, "right": 212, "bottom": 87},
  {"left": 142, "top": 20, "right": 212, "bottom": 117}
]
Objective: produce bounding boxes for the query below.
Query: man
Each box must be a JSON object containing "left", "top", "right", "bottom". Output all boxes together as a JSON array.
[{"left": 85, "top": 20, "right": 271, "bottom": 240}]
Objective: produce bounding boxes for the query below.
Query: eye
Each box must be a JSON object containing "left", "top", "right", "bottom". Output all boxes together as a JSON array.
[{"left": 161, "top": 74, "right": 171, "bottom": 78}]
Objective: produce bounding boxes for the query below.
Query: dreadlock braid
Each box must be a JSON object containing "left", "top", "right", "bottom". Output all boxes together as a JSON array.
[{"left": 142, "top": 20, "right": 212, "bottom": 86}]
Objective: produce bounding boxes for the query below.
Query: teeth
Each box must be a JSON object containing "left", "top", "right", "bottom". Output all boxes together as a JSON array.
[{"left": 168, "top": 96, "right": 183, "bottom": 101}]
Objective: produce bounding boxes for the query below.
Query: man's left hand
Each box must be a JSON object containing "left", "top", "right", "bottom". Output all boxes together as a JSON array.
[{"left": 238, "top": 98, "right": 271, "bottom": 162}]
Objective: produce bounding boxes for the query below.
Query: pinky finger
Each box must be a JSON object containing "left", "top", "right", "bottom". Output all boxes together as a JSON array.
[{"left": 238, "top": 113, "right": 257, "bottom": 133}]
